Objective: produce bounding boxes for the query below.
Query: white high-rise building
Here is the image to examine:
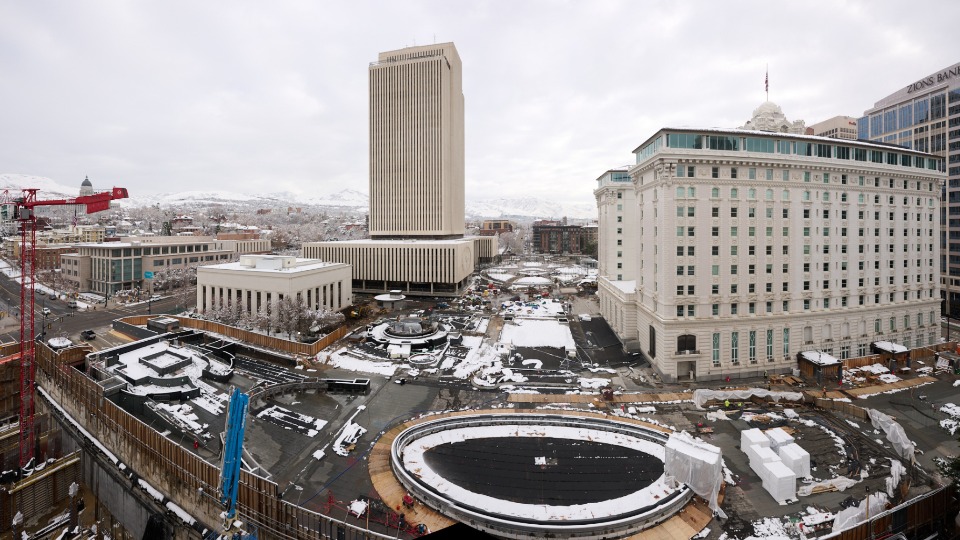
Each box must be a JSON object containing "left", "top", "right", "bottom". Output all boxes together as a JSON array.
[
  {"left": 597, "top": 114, "right": 945, "bottom": 382},
  {"left": 369, "top": 44, "right": 465, "bottom": 238}
]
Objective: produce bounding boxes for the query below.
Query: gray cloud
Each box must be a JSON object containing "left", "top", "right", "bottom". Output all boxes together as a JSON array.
[{"left": 0, "top": 0, "right": 957, "bottom": 205}]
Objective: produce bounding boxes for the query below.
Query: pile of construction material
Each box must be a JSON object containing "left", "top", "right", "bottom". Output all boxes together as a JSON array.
[
  {"left": 740, "top": 427, "right": 811, "bottom": 503},
  {"left": 665, "top": 431, "right": 726, "bottom": 518}
]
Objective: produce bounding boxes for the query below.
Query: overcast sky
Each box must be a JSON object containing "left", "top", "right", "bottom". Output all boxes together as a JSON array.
[{"left": 1, "top": 1, "right": 958, "bottom": 206}]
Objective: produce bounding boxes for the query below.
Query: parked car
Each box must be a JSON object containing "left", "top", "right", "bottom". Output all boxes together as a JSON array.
[
  {"left": 80, "top": 330, "right": 96, "bottom": 340},
  {"left": 48, "top": 293, "right": 57, "bottom": 300},
  {"left": 67, "top": 301, "right": 79, "bottom": 309}
]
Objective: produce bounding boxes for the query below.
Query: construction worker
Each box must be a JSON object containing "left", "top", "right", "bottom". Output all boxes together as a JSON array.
[{"left": 724, "top": 399, "right": 730, "bottom": 409}]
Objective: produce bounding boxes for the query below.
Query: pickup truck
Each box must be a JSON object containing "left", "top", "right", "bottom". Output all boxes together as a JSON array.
[{"left": 80, "top": 330, "right": 96, "bottom": 340}]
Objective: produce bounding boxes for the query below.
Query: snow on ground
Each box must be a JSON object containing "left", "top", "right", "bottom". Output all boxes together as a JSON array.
[
  {"left": 796, "top": 418, "right": 847, "bottom": 457},
  {"left": 940, "top": 403, "right": 960, "bottom": 417},
  {"left": 499, "top": 319, "right": 575, "bottom": 349},
  {"left": 940, "top": 403, "right": 960, "bottom": 435},
  {"left": 401, "top": 424, "right": 676, "bottom": 522},
  {"left": 156, "top": 403, "right": 206, "bottom": 434},
  {"left": 513, "top": 276, "right": 552, "bottom": 285},
  {"left": 745, "top": 517, "right": 791, "bottom": 539},
  {"left": 502, "top": 299, "right": 567, "bottom": 317},
  {"left": 578, "top": 377, "right": 610, "bottom": 389},
  {"left": 487, "top": 273, "right": 515, "bottom": 282},
  {"left": 474, "top": 318, "right": 490, "bottom": 334},
  {"left": 452, "top": 341, "right": 501, "bottom": 379},
  {"left": 256, "top": 405, "right": 327, "bottom": 437},
  {"left": 854, "top": 380, "right": 933, "bottom": 399},
  {"left": 332, "top": 422, "right": 366, "bottom": 456},
  {"left": 324, "top": 348, "right": 398, "bottom": 376}
]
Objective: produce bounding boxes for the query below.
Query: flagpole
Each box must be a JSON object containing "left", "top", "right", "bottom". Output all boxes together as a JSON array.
[{"left": 765, "top": 64, "right": 769, "bottom": 102}]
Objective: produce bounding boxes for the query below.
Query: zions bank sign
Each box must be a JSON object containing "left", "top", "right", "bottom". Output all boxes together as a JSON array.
[{"left": 907, "top": 64, "right": 960, "bottom": 93}]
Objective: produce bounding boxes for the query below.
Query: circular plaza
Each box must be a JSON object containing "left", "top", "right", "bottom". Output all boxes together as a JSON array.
[{"left": 389, "top": 413, "right": 692, "bottom": 539}]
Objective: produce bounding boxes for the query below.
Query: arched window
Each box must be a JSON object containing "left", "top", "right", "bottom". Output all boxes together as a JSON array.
[{"left": 678, "top": 334, "right": 697, "bottom": 353}]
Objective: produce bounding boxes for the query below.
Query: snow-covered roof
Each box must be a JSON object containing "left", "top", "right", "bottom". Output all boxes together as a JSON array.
[
  {"left": 609, "top": 280, "right": 636, "bottom": 293},
  {"left": 799, "top": 350, "right": 841, "bottom": 366},
  {"left": 872, "top": 341, "right": 908, "bottom": 354}
]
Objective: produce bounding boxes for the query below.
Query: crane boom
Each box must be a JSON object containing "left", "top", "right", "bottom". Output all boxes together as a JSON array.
[{"left": 4, "top": 186, "right": 130, "bottom": 468}]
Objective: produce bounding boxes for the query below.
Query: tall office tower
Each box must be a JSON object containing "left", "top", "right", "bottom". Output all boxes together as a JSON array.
[
  {"left": 596, "top": 106, "right": 944, "bottom": 382},
  {"left": 369, "top": 43, "right": 465, "bottom": 239},
  {"left": 857, "top": 62, "right": 960, "bottom": 316},
  {"left": 304, "top": 43, "right": 496, "bottom": 297}
]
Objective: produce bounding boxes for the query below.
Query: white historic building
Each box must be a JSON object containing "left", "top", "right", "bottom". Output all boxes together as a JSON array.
[
  {"left": 196, "top": 255, "right": 352, "bottom": 316},
  {"left": 597, "top": 114, "right": 945, "bottom": 382}
]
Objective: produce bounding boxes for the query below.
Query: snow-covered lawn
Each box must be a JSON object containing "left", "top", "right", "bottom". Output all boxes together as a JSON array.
[
  {"left": 499, "top": 319, "right": 575, "bottom": 350},
  {"left": 323, "top": 348, "right": 398, "bottom": 376}
]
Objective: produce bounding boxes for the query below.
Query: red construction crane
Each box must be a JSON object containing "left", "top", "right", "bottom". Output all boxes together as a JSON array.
[{"left": 0, "top": 187, "right": 129, "bottom": 468}]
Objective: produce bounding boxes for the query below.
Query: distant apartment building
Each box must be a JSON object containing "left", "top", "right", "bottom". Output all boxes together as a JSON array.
[
  {"left": 36, "top": 244, "right": 78, "bottom": 271},
  {"left": 808, "top": 116, "right": 859, "bottom": 140},
  {"left": 531, "top": 219, "right": 584, "bottom": 254},
  {"left": 213, "top": 233, "right": 271, "bottom": 255},
  {"left": 196, "top": 255, "right": 352, "bottom": 316},
  {"left": 856, "top": 61, "right": 960, "bottom": 316},
  {"left": 3, "top": 225, "right": 105, "bottom": 262},
  {"left": 61, "top": 236, "right": 238, "bottom": 295},
  {"left": 479, "top": 220, "right": 513, "bottom": 236},
  {"left": 597, "top": 117, "right": 944, "bottom": 382}
]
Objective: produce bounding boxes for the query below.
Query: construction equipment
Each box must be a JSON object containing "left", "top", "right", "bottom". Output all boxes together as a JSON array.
[
  {"left": 219, "top": 387, "right": 249, "bottom": 521},
  {"left": 0, "top": 186, "right": 129, "bottom": 468}
]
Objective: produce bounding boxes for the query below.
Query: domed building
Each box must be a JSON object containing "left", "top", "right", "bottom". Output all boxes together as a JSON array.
[
  {"left": 739, "top": 101, "right": 806, "bottom": 134},
  {"left": 79, "top": 176, "right": 94, "bottom": 196}
]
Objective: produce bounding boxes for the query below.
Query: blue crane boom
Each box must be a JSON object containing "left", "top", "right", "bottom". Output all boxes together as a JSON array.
[{"left": 219, "top": 387, "right": 249, "bottom": 520}]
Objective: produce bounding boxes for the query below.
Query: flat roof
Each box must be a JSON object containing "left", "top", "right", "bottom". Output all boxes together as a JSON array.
[
  {"left": 202, "top": 259, "right": 347, "bottom": 273},
  {"left": 308, "top": 238, "right": 475, "bottom": 246},
  {"left": 799, "top": 350, "right": 841, "bottom": 366},
  {"left": 632, "top": 126, "right": 940, "bottom": 158}
]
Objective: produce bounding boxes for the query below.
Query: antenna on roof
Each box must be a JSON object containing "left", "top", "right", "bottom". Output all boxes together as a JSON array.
[{"left": 765, "top": 64, "right": 769, "bottom": 102}]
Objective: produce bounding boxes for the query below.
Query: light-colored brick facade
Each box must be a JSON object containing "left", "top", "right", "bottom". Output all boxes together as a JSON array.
[{"left": 598, "top": 128, "right": 945, "bottom": 382}]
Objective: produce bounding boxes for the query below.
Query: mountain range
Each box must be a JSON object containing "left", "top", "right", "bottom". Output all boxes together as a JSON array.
[{"left": 0, "top": 174, "right": 597, "bottom": 220}]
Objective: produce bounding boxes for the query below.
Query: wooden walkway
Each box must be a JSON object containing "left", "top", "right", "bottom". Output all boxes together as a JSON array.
[
  {"left": 840, "top": 375, "right": 936, "bottom": 398},
  {"left": 369, "top": 408, "right": 706, "bottom": 535},
  {"left": 626, "top": 496, "right": 714, "bottom": 540},
  {"left": 506, "top": 391, "right": 693, "bottom": 404}
]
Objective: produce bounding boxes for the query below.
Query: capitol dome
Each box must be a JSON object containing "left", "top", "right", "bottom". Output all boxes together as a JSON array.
[
  {"left": 79, "top": 175, "right": 94, "bottom": 196},
  {"left": 739, "top": 101, "right": 806, "bottom": 134}
]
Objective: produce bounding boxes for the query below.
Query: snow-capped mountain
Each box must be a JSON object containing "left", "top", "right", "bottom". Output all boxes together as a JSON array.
[
  {"left": 0, "top": 174, "right": 83, "bottom": 198},
  {"left": 465, "top": 197, "right": 596, "bottom": 220},
  {"left": 0, "top": 173, "right": 596, "bottom": 220}
]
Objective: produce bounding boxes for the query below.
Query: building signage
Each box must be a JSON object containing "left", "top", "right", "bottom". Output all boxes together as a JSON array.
[
  {"left": 144, "top": 271, "right": 154, "bottom": 279},
  {"left": 906, "top": 64, "right": 960, "bottom": 93}
]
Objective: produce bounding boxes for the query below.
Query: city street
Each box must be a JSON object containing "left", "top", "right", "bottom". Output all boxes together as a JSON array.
[{"left": 0, "top": 269, "right": 195, "bottom": 346}]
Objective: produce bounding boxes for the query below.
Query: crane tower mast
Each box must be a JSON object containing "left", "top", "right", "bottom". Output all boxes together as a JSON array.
[{"left": 1, "top": 187, "right": 129, "bottom": 468}]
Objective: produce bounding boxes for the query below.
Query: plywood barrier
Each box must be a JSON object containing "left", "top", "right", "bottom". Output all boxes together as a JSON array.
[
  {"left": 115, "top": 316, "right": 348, "bottom": 357},
  {"left": 34, "top": 339, "right": 393, "bottom": 539}
]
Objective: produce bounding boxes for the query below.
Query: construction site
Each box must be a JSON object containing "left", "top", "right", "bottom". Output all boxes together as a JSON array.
[{"left": 0, "top": 242, "right": 958, "bottom": 540}]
